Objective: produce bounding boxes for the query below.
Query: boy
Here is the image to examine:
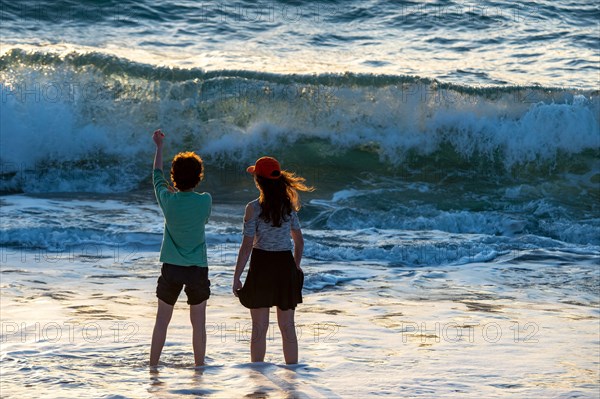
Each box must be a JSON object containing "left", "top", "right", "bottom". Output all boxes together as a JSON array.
[{"left": 150, "top": 129, "right": 212, "bottom": 367}]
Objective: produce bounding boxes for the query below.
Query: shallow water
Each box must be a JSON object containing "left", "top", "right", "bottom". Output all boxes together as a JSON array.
[{"left": 1, "top": 200, "right": 598, "bottom": 397}]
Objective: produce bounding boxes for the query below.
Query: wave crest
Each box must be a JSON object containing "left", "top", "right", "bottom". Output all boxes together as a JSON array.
[{"left": 1, "top": 49, "right": 598, "bottom": 193}]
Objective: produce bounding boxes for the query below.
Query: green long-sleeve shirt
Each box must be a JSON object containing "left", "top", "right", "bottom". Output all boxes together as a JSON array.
[{"left": 153, "top": 169, "right": 212, "bottom": 266}]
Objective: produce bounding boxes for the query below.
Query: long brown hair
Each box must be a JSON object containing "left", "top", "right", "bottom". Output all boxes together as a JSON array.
[{"left": 255, "top": 170, "right": 314, "bottom": 227}]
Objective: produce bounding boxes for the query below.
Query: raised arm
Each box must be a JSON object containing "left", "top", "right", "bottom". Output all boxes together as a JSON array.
[
  {"left": 233, "top": 204, "right": 255, "bottom": 296},
  {"left": 152, "top": 130, "right": 176, "bottom": 194},
  {"left": 153, "top": 129, "right": 165, "bottom": 171}
]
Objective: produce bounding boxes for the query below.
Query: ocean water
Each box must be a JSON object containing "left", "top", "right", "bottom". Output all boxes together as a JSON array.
[{"left": 1, "top": 1, "right": 599, "bottom": 398}]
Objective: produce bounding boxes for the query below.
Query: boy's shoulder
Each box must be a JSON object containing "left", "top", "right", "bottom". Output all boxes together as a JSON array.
[{"left": 195, "top": 191, "right": 212, "bottom": 201}]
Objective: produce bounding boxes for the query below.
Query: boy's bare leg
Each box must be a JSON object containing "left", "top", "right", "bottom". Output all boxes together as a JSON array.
[
  {"left": 150, "top": 298, "right": 175, "bottom": 366},
  {"left": 190, "top": 300, "right": 207, "bottom": 366},
  {"left": 276, "top": 307, "right": 298, "bottom": 364},
  {"left": 250, "top": 308, "right": 270, "bottom": 362}
]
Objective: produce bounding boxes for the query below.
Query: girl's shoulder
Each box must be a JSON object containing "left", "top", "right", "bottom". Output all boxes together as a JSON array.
[{"left": 247, "top": 198, "right": 260, "bottom": 208}]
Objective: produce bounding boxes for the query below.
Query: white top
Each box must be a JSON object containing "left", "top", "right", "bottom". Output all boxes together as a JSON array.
[{"left": 242, "top": 199, "right": 301, "bottom": 251}]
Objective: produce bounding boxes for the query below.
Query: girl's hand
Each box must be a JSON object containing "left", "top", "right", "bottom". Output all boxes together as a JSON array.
[
  {"left": 232, "top": 278, "right": 242, "bottom": 297},
  {"left": 153, "top": 129, "right": 165, "bottom": 147}
]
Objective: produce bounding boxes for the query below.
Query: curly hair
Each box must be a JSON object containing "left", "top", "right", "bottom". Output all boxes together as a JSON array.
[
  {"left": 255, "top": 171, "right": 314, "bottom": 227},
  {"left": 170, "top": 151, "right": 204, "bottom": 191}
]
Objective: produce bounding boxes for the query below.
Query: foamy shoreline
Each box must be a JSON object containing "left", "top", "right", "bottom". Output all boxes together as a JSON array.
[{"left": 1, "top": 249, "right": 598, "bottom": 398}]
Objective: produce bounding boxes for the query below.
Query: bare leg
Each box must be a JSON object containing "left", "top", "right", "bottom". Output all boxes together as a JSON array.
[
  {"left": 190, "top": 300, "right": 207, "bottom": 366},
  {"left": 277, "top": 307, "right": 298, "bottom": 364},
  {"left": 150, "top": 299, "right": 175, "bottom": 366},
  {"left": 250, "top": 308, "right": 270, "bottom": 362}
]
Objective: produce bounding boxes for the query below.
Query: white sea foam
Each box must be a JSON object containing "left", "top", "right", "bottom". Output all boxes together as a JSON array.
[{"left": 1, "top": 53, "right": 598, "bottom": 194}]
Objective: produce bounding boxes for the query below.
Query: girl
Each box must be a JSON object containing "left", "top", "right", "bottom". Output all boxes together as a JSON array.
[{"left": 233, "top": 156, "right": 313, "bottom": 364}]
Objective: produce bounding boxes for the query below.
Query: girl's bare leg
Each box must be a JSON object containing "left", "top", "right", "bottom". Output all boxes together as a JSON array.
[
  {"left": 190, "top": 300, "right": 207, "bottom": 366},
  {"left": 276, "top": 307, "right": 298, "bottom": 364},
  {"left": 250, "top": 308, "right": 270, "bottom": 362},
  {"left": 150, "top": 298, "right": 175, "bottom": 366}
]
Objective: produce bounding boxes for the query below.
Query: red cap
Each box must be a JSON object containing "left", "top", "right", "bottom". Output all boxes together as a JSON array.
[{"left": 246, "top": 156, "right": 281, "bottom": 179}]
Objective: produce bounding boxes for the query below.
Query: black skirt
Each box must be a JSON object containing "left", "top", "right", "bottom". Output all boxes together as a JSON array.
[{"left": 238, "top": 248, "right": 304, "bottom": 311}]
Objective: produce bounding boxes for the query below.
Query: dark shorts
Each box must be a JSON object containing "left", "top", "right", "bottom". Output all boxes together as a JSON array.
[{"left": 156, "top": 263, "right": 210, "bottom": 306}]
